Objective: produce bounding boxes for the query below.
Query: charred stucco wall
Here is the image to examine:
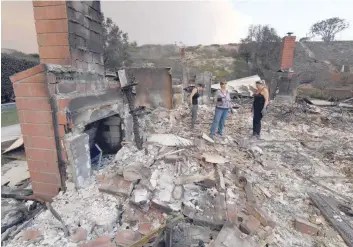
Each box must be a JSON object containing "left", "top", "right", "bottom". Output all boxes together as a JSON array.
[{"left": 126, "top": 68, "right": 173, "bottom": 109}]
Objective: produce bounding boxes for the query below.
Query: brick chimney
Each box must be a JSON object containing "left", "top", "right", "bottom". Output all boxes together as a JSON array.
[
  {"left": 279, "top": 32, "right": 296, "bottom": 70},
  {"left": 33, "top": 1, "right": 104, "bottom": 75}
]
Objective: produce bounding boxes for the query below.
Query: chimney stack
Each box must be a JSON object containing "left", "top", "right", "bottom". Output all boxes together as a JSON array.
[
  {"left": 33, "top": 1, "right": 104, "bottom": 75},
  {"left": 279, "top": 32, "right": 296, "bottom": 70}
]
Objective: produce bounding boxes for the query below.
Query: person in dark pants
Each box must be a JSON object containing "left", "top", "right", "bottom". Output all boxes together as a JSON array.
[
  {"left": 252, "top": 80, "right": 269, "bottom": 138},
  {"left": 190, "top": 83, "right": 205, "bottom": 129},
  {"left": 210, "top": 80, "right": 231, "bottom": 137}
]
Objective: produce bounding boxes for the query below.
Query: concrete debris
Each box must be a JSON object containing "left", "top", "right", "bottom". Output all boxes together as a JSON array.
[
  {"left": 5, "top": 99, "right": 353, "bottom": 247},
  {"left": 202, "top": 133, "right": 215, "bottom": 144},
  {"left": 147, "top": 134, "right": 193, "bottom": 147},
  {"left": 130, "top": 188, "right": 150, "bottom": 210},
  {"left": 123, "top": 164, "right": 150, "bottom": 182},
  {"left": 172, "top": 185, "right": 185, "bottom": 200},
  {"left": 212, "top": 223, "right": 253, "bottom": 247},
  {"left": 201, "top": 153, "right": 228, "bottom": 164},
  {"left": 1, "top": 160, "right": 30, "bottom": 187}
]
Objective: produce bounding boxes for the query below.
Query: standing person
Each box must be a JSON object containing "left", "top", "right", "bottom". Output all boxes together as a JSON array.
[
  {"left": 190, "top": 83, "right": 205, "bottom": 129},
  {"left": 210, "top": 80, "right": 231, "bottom": 137},
  {"left": 252, "top": 80, "right": 269, "bottom": 138}
]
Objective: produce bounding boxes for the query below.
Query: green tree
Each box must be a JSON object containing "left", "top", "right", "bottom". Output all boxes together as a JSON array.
[
  {"left": 101, "top": 15, "right": 135, "bottom": 70},
  {"left": 310, "top": 17, "right": 349, "bottom": 42}
]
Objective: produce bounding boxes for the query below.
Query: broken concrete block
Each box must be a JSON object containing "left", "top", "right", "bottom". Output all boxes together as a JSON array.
[
  {"left": 189, "top": 225, "right": 212, "bottom": 244},
  {"left": 123, "top": 164, "right": 150, "bottom": 182},
  {"left": 294, "top": 217, "right": 319, "bottom": 236},
  {"left": 123, "top": 165, "right": 143, "bottom": 181},
  {"left": 239, "top": 215, "right": 261, "bottom": 235},
  {"left": 147, "top": 134, "right": 193, "bottom": 147},
  {"left": 130, "top": 188, "right": 149, "bottom": 205},
  {"left": 65, "top": 133, "right": 92, "bottom": 189},
  {"left": 202, "top": 153, "right": 228, "bottom": 164},
  {"left": 114, "top": 230, "right": 141, "bottom": 246},
  {"left": 193, "top": 195, "right": 226, "bottom": 230},
  {"left": 182, "top": 203, "right": 197, "bottom": 219},
  {"left": 213, "top": 223, "right": 252, "bottom": 247}
]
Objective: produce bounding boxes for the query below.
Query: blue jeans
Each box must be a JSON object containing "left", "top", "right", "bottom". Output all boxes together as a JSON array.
[{"left": 210, "top": 107, "right": 228, "bottom": 136}]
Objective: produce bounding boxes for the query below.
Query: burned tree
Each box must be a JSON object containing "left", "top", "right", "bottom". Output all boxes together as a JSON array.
[{"left": 238, "top": 25, "right": 282, "bottom": 77}]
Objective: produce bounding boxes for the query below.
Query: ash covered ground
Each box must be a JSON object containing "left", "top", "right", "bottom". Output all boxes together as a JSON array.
[{"left": 4, "top": 101, "right": 353, "bottom": 247}]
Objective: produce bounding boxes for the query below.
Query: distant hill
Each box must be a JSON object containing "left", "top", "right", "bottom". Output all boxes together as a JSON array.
[
  {"left": 2, "top": 41, "right": 352, "bottom": 102},
  {"left": 130, "top": 44, "right": 240, "bottom": 80}
]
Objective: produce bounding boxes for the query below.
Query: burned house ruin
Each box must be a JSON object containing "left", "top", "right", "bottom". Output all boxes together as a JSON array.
[{"left": 9, "top": 0, "right": 172, "bottom": 201}]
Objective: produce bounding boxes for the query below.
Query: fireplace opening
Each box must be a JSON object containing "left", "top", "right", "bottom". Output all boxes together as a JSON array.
[{"left": 84, "top": 114, "right": 122, "bottom": 169}]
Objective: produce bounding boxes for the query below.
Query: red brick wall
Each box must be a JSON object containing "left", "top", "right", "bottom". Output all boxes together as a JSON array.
[
  {"left": 8, "top": 0, "right": 107, "bottom": 201},
  {"left": 10, "top": 65, "right": 62, "bottom": 201},
  {"left": 33, "top": 0, "right": 104, "bottom": 75},
  {"left": 279, "top": 35, "right": 296, "bottom": 70},
  {"left": 33, "top": 1, "right": 71, "bottom": 66}
]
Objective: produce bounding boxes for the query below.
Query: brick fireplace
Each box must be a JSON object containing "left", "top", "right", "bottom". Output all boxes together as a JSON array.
[{"left": 9, "top": 0, "right": 133, "bottom": 201}]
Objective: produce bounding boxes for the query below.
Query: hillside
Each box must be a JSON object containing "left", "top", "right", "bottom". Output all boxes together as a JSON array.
[
  {"left": 2, "top": 41, "right": 352, "bottom": 103},
  {"left": 130, "top": 41, "right": 353, "bottom": 85},
  {"left": 130, "top": 44, "right": 241, "bottom": 80}
]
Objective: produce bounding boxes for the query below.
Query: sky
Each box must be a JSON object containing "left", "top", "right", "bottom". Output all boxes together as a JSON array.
[{"left": 1, "top": 0, "right": 353, "bottom": 54}]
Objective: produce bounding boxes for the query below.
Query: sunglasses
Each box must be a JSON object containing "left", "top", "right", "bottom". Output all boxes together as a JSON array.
[{"left": 220, "top": 83, "right": 227, "bottom": 85}]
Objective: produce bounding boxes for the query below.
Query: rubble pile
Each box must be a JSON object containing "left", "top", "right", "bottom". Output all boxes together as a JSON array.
[{"left": 4, "top": 101, "right": 353, "bottom": 247}]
